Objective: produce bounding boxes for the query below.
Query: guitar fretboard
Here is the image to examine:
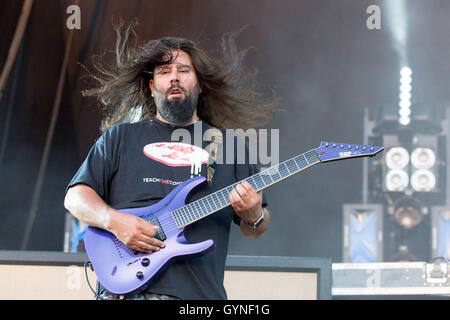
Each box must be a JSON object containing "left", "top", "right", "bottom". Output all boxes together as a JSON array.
[{"left": 172, "top": 149, "right": 320, "bottom": 228}]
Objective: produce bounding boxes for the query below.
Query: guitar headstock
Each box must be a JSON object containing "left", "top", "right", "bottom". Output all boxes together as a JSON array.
[{"left": 315, "top": 141, "right": 384, "bottom": 162}]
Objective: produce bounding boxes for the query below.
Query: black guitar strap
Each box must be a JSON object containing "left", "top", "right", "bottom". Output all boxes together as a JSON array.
[{"left": 204, "top": 125, "right": 223, "bottom": 186}]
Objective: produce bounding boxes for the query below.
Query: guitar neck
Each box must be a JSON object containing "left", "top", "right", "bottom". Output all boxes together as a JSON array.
[{"left": 172, "top": 149, "right": 321, "bottom": 228}]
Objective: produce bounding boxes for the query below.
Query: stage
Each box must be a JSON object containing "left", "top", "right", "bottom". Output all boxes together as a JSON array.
[{"left": 0, "top": 251, "right": 448, "bottom": 300}]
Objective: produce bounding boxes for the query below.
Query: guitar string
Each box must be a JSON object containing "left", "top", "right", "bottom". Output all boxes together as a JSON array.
[
  {"left": 157, "top": 157, "right": 306, "bottom": 227},
  {"left": 160, "top": 155, "right": 310, "bottom": 229},
  {"left": 152, "top": 166, "right": 283, "bottom": 227},
  {"left": 144, "top": 166, "right": 297, "bottom": 235}
]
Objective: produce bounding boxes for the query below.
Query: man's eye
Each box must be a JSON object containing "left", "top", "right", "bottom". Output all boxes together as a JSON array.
[{"left": 156, "top": 69, "right": 169, "bottom": 74}]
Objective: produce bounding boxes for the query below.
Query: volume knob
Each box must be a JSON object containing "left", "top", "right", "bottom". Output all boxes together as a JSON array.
[{"left": 141, "top": 258, "right": 150, "bottom": 267}]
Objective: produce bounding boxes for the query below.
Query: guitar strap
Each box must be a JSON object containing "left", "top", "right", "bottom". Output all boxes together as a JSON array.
[{"left": 204, "top": 125, "right": 223, "bottom": 186}]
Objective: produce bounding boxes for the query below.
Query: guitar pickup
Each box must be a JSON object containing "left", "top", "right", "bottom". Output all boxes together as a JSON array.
[{"left": 149, "top": 217, "right": 167, "bottom": 241}]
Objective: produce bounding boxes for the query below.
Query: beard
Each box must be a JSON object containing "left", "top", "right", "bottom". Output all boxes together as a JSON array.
[{"left": 153, "top": 84, "right": 200, "bottom": 126}]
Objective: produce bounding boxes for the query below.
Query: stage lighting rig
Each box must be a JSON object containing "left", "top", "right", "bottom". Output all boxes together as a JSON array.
[
  {"left": 366, "top": 101, "right": 448, "bottom": 262},
  {"left": 342, "top": 98, "right": 448, "bottom": 263}
]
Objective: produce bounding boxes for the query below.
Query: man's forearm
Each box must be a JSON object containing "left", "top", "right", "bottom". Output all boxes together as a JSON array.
[
  {"left": 64, "top": 184, "right": 113, "bottom": 230},
  {"left": 64, "top": 184, "right": 165, "bottom": 253},
  {"left": 240, "top": 207, "right": 270, "bottom": 238}
]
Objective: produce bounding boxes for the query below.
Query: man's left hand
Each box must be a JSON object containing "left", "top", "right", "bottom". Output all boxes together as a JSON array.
[{"left": 229, "top": 181, "right": 263, "bottom": 224}]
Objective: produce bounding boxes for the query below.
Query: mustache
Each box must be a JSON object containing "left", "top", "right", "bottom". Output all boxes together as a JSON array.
[{"left": 166, "top": 84, "right": 186, "bottom": 95}]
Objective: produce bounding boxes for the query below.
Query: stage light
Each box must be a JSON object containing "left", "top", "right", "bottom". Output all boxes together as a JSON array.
[
  {"left": 399, "top": 116, "right": 411, "bottom": 126},
  {"left": 343, "top": 204, "right": 383, "bottom": 262},
  {"left": 400, "top": 66, "right": 412, "bottom": 77},
  {"left": 399, "top": 92, "right": 411, "bottom": 101},
  {"left": 384, "top": 147, "right": 410, "bottom": 191},
  {"left": 384, "top": 146, "right": 410, "bottom": 192},
  {"left": 431, "top": 207, "right": 450, "bottom": 260},
  {"left": 398, "top": 66, "right": 412, "bottom": 126},
  {"left": 410, "top": 147, "right": 437, "bottom": 192},
  {"left": 64, "top": 212, "right": 87, "bottom": 253},
  {"left": 399, "top": 84, "right": 411, "bottom": 93},
  {"left": 393, "top": 196, "right": 423, "bottom": 229},
  {"left": 411, "top": 148, "right": 436, "bottom": 170},
  {"left": 400, "top": 77, "right": 412, "bottom": 85},
  {"left": 411, "top": 169, "right": 436, "bottom": 192},
  {"left": 398, "top": 100, "right": 411, "bottom": 109},
  {"left": 385, "top": 169, "right": 409, "bottom": 191},
  {"left": 385, "top": 147, "right": 409, "bottom": 169},
  {"left": 398, "top": 107, "right": 411, "bottom": 117},
  {"left": 390, "top": 245, "right": 417, "bottom": 262}
]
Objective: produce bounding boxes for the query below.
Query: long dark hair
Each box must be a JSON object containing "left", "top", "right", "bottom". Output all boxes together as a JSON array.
[{"left": 82, "top": 20, "right": 277, "bottom": 133}]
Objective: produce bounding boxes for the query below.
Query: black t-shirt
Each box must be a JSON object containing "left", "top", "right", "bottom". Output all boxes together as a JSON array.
[{"left": 66, "top": 118, "right": 267, "bottom": 300}]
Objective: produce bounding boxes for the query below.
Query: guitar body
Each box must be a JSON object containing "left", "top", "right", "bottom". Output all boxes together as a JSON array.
[{"left": 84, "top": 176, "right": 215, "bottom": 295}]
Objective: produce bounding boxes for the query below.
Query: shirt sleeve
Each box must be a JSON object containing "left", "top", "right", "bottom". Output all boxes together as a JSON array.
[{"left": 65, "top": 128, "right": 118, "bottom": 203}]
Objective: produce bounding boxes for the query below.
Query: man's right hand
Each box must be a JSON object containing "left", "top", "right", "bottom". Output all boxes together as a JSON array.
[
  {"left": 65, "top": 184, "right": 166, "bottom": 254},
  {"left": 107, "top": 210, "right": 166, "bottom": 253}
]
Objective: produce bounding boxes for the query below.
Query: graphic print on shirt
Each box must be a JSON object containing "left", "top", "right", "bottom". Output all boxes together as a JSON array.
[{"left": 143, "top": 142, "right": 209, "bottom": 178}]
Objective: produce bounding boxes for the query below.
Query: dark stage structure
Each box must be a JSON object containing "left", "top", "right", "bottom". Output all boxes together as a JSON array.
[{"left": 0, "top": 0, "right": 449, "bottom": 300}]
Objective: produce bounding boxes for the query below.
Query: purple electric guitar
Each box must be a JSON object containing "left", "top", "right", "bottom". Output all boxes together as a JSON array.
[{"left": 84, "top": 141, "right": 383, "bottom": 295}]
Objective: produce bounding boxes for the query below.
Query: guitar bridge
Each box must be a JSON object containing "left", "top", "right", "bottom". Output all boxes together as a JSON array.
[{"left": 149, "top": 217, "right": 167, "bottom": 241}]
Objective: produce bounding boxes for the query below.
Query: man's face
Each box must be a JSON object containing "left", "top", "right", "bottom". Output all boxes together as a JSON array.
[{"left": 149, "top": 50, "right": 202, "bottom": 125}]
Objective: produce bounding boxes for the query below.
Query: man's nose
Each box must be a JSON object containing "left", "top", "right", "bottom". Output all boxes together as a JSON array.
[{"left": 170, "top": 70, "right": 180, "bottom": 84}]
